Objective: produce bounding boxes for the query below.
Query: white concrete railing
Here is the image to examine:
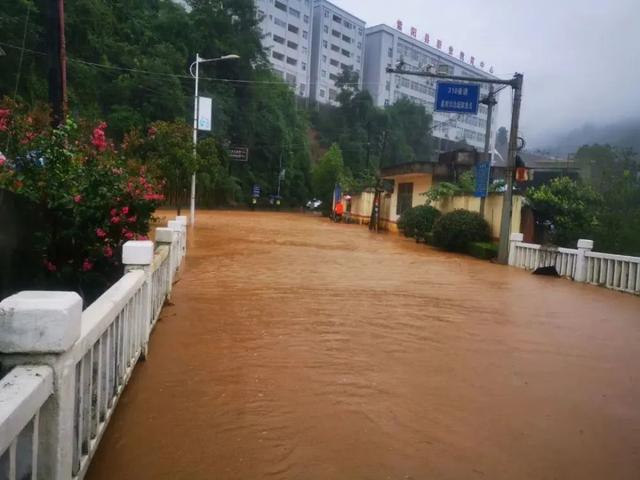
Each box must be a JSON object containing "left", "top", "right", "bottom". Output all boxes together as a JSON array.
[
  {"left": 508, "top": 233, "right": 640, "bottom": 295},
  {"left": 585, "top": 251, "right": 640, "bottom": 294},
  {"left": 0, "top": 215, "right": 188, "bottom": 479}
]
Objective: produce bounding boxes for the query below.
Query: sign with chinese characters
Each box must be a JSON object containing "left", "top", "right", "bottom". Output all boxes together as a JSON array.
[
  {"left": 435, "top": 82, "right": 480, "bottom": 114},
  {"left": 198, "top": 96, "right": 212, "bottom": 131},
  {"left": 228, "top": 146, "right": 249, "bottom": 162},
  {"left": 474, "top": 161, "right": 491, "bottom": 198}
]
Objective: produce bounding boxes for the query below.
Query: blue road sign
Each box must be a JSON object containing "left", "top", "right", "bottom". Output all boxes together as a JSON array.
[
  {"left": 252, "top": 184, "right": 261, "bottom": 198},
  {"left": 435, "top": 82, "right": 480, "bottom": 114},
  {"left": 474, "top": 161, "right": 491, "bottom": 198}
]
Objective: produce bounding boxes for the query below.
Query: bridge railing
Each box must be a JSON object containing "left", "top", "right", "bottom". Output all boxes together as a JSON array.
[
  {"left": 508, "top": 233, "right": 639, "bottom": 295},
  {"left": 0, "top": 215, "right": 188, "bottom": 480}
]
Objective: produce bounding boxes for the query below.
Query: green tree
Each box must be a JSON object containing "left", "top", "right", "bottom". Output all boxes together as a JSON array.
[
  {"left": 312, "top": 143, "right": 344, "bottom": 212},
  {"left": 526, "top": 177, "right": 602, "bottom": 247}
]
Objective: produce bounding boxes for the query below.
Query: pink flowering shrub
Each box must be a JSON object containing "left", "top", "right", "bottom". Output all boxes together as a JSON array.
[{"left": 0, "top": 99, "right": 165, "bottom": 301}]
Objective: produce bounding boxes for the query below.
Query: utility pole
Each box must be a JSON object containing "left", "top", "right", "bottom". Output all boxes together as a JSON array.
[
  {"left": 385, "top": 66, "right": 524, "bottom": 263},
  {"left": 497, "top": 73, "right": 524, "bottom": 264},
  {"left": 479, "top": 84, "right": 497, "bottom": 217},
  {"left": 44, "top": 0, "right": 67, "bottom": 126}
]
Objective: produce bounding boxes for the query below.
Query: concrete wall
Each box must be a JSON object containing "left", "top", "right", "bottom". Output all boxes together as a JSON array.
[
  {"left": 347, "top": 189, "right": 523, "bottom": 239},
  {"left": 433, "top": 194, "right": 523, "bottom": 239}
]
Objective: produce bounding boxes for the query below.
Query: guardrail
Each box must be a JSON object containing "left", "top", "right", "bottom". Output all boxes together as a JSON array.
[
  {"left": 0, "top": 215, "right": 188, "bottom": 479},
  {"left": 508, "top": 234, "right": 639, "bottom": 295}
]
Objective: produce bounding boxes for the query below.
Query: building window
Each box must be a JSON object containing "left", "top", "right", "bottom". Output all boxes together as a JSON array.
[
  {"left": 302, "top": 30, "right": 308, "bottom": 39},
  {"left": 321, "top": 70, "right": 326, "bottom": 77},
  {"left": 342, "top": 35, "right": 352, "bottom": 44},
  {"left": 331, "top": 44, "right": 340, "bottom": 52},
  {"left": 324, "top": 25, "right": 329, "bottom": 33},
  {"left": 274, "top": 0, "right": 287, "bottom": 12},
  {"left": 288, "top": 24, "right": 299, "bottom": 34},
  {"left": 302, "top": 62, "right": 307, "bottom": 71},
  {"left": 286, "top": 57, "right": 298, "bottom": 66},
  {"left": 300, "top": 83, "right": 306, "bottom": 94},
  {"left": 358, "top": 27, "right": 363, "bottom": 36},
  {"left": 330, "top": 59, "right": 339, "bottom": 67},
  {"left": 397, "top": 183, "right": 414, "bottom": 215},
  {"left": 341, "top": 49, "right": 351, "bottom": 58},
  {"left": 272, "top": 51, "right": 285, "bottom": 61},
  {"left": 273, "top": 34, "right": 285, "bottom": 45},
  {"left": 274, "top": 17, "right": 286, "bottom": 28},
  {"left": 303, "top": 14, "right": 309, "bottom": 23},
  {"left": 289, "top": 7, "right": 300, "bottom": 18},
  {"left": 320, "top": 89, "right": 326, "bottom": 98},
  {"left": 302, "top": 46, "right": 308, "bottom": 55},
  {"left": 324, "top": 9, "right": 329, "bottom": 18},
  {"left": 329, "top": 88, "right": 338, "bottom": 101},
  {"left": 332, "top": 30, "right": 341, "bottom": 38},
  {"left": 329, "top": 73, "right": 338, "bottom": 81},
  {"left": 287, "top": 40, "right": 298, "bottom": 50},
  {"left": 285, "top": 73, "right": 296, "bottom": 86},
  {"left": 388, "top": 47, "right": 393, "bottom": 58},
  {"left": 357, "top": 42, "right": 362, "bottom": 50},
  {"left": 344, "top": 21, "right": 352, "bottom": 29},
  {"left": 385, "top": 80, "right": 391, "bottom": 91},
  {"left": 356, "top": 56, "right": 361, "bottom": 63},
  {"left": 322, "top": 55, "right": 327, "bottom": 63},
  {"left": 333, "top": 14, "right": 342, "bottom": 24},
  {"left": 323, "top": 40, "right": 328, "bottom": 48}
]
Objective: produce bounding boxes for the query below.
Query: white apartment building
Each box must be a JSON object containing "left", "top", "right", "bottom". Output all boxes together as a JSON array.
[
  {"left": 256, "top": 0, "right": 314, "bottom": 98},
  {"left": 363, "top": 24, "right": 499, "bottom": 152},
  {"left": 309, "top": 0, "right": 366, "bottom": 105}
]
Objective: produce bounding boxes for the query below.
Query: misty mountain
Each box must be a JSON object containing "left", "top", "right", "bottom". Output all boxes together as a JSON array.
[{"left": 542, "top": 118, "right": 640, "bottom": 156}]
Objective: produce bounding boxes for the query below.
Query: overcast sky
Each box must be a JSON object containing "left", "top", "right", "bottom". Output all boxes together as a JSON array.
[{"left": 336, "top": 0, "right": 640, "bottom": 147}]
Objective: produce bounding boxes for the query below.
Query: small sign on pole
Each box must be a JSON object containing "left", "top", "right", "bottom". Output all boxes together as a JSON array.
[
  {"left": 435, "top": 82, "right": 480, "bottom": 114},
  {"left": 474, "top": 161, "right": 491, "bottom": 198},
  {"left": 198, "top": 96, "right": 213, "bottom": 131},
  {"left": 228, "top": 146, "right": 249, "bottom": 162}
]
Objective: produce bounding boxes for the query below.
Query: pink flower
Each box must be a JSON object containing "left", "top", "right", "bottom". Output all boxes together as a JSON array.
[
  {"left": 91, "top": 122, "right": 108, "bottom": 152},
  {"left": 121, "top": 206, "right": 129, "bottom": 215},
  {"left": 44, "top": 260, "right": 57, "bottom": 272},
  {"left": 137, "top": 235, "right": 149, "bottom": 241},
  {"left": 0, "top": 153, "right": 6, "bottom": 166},
  {"left": 110, "top": 208, "right": 117, "bottom": 217},
  {"left": 124, "top": 231, "right": 135, "bottom": 240},
  {"left": 110, "top": 216, "right": 121, "bottom": 225},
  {"left": 96, "top": 228, "right": 107, "bottom": 238},
  {"left": 73, "top": 195, "right": 82, "bottom": 204},
  {"left": 82, "top": 259, "right": 94, "bottom": 272},
  {"left": 148, "top": 126, "right": 157, "bottom": 138},
  {"left": 127, "top": 215, "right": 137, "bottom": 224},
  {"left": 0, "top": 109, "right": 10, "bottom": 132},
  {"left": 103, "top": 246, "right": 113, "bottom": 258}
]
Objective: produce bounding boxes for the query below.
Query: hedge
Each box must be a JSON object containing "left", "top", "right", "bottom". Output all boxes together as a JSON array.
[{"left": 432, "top": 209, "right": 491, "bottom": 252}]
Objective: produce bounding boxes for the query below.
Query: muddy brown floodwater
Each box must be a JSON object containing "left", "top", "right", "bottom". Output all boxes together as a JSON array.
[{"left": 87, "top": 211, "right": 640, "bottom": 480}]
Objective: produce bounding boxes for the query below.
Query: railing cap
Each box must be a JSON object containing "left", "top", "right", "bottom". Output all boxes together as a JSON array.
[
  {"left": 510, "top": 233, "right": 524, "bottom": 242},
  {"left": 167, "top": 220, "right": 184, "bottom": 232},
  {"left": 0, "top": 291, "right": 82, "bottom": 353},
  {"left": 577, "top": 239, "right": 594, "bottom": 250},
  {"left": 122, "top": 240, "right": 154, "bottom": 265},
  {"left": 155, "top": 227, "right": 176, "bottom": 244}
]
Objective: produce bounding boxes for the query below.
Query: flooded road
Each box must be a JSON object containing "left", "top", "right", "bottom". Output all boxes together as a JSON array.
[{"left": 87, "top": 211, "right": 640, "bottom": 480}]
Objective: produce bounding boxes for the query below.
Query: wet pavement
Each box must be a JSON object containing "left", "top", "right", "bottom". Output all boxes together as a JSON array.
[{"left": 87, "top": 211, "right": 640, "bottom": 480}]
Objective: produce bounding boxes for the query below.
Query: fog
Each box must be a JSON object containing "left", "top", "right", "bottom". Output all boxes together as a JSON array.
[{"left": 338, "top": 0, "right": 640, "bottom": 148}]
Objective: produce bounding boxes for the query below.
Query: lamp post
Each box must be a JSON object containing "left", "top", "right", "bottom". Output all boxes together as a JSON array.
[{"left": 189, "top": 53, "right": 239, "bottom": 226}]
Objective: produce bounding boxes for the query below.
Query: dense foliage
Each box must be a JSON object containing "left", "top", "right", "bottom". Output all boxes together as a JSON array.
[
  {"left": 1, "top": 0, "right": 311, "bottom": 205},
  {"left": 432, "top": 209, "right": 491, "bottom": 252},
  {"left": 397, "top": 205, "right": 441, "bottom": 239},
  {"left": 310, "top": 69, "right": 434, "bottom": 184},
  {"left": 312, "top": 143, "right": 344, "bottom": 214},
  {"left": 527, "top": 145, "right": 640, "bottom": 255}
]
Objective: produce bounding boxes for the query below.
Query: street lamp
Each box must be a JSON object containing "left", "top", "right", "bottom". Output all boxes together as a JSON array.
[{"left": 189, "top": 53, "right": 240, "bottom": 226}]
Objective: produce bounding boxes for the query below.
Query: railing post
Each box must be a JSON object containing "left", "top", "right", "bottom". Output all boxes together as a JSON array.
[
  {"left": 508, "top": 233, "right": 524, "bottom": 266},
  {"left": 155, "top": 227, "right": 177, "bottom": 297},
  {"left": 168, "top": 220, "right": 185, "bottom": 267},
  {"left": 122, "top": 241, "right": 154, "bottom": 359},
  {"left": 575, "top": 239, "right": 594, "bottom": 283},
  {"left": 0, "top": 291, "right": 82, "bottom": 480}
]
